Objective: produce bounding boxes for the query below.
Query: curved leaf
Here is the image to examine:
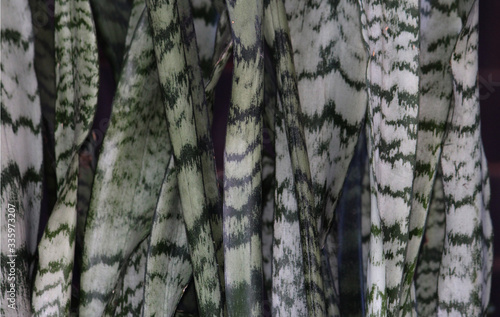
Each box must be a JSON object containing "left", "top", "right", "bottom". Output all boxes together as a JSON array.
[
  {"left": 143, "top": 159, "right": 192, "bottom": 317},
  {"left": 78, "top": 8, "right": 170, "bottom": 315},
  {"left": 32, "top": 0, "right": 99, "bottom": 313},
  {"left": 146, "top": 0, "right": 224, "bottom": 314}
]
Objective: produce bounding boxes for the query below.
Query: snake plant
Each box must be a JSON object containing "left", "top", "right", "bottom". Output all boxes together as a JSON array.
[{"left": 1, "top": 0, "right": 493, "bottom": 316}]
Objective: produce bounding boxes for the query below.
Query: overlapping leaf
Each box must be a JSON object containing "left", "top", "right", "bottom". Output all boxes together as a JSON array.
[
  {"left": 146, "top": 0, "right": 223, "bottom": 314},
  {"left": 78, "top": 7, "right": 170, "bottom": 315},
  {"left": 32, "top": 0, "right": 99, "bottom": 313}
]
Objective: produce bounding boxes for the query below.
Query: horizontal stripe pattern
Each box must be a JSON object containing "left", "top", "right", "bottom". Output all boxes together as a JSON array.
[
  {"left": 78, "top": 8, "right": 171, "bottom": 316},
  {"left": 32, "top": 0, "right": 99, "bottom": 313},
  {"left": 143, "top": 159, "right": 192, "bottom": 317},
  {"left": 146, "top": 0, "right": 223, "bottom": 314},
  {"left": 223, "top": 0, "right": 265, "bottom": 315},
  {"left": 1, "top": 0, "right": 43, "bottom": 314},
  {"left": 358, "top": 0, "right": 420, "bottom": 314},
  {"left": 400, "top": 0, "right": 463, "bottom": 313},
  {"left": 438, "top": 2, "right": 493, "bottom": 315}
]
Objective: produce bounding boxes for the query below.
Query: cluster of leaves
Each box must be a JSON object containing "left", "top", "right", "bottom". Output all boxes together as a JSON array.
[{"left": 0, "top": 0, "right": 493, "bottom": 316}]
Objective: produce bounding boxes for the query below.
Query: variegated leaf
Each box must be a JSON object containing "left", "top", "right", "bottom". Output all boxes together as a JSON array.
[
  {"left": 399, "top": 0, "right": 463, "bottom": 312},
  {"left": 222, "top": 0, "right": 265, "bottom": 314},
  {"left": 103, "top": 238, "right": 149, "bottom": 316},
  {"left": 178, "top": 0, "right": 225, "bottom": 295},
  {"left": 358, "top": 0, "right": 420, "bottom": 314},
  {"left": 1, "top": 0, "right": 43, "bottom": 314},
  {"left": 438, "top": 2, "right": 493, "bottom": 314},
  {"left": 53, "top": 0, "right": 99, "bottom": 188},
  {"left": 283, "top": 0, "right": 368, "bottom": 243},
  {"left": 143, "top": 159, "right": 192, "bottom": 317},
  {"left": 272, "top": 98, "right": 307, "bottom": 316},
  {"left": 263, "top": 0, "right": 326, "bottom": 314},
  {"left": 415, "top": 169, "right": 445, "bottom": 316},
  {"left": 32, "top": 0, "right": 99, "bottom": 313},
  {"left": 146, "top": 0, "right": 223, "bottom": 314},
  {"left": 78, "top": 8, "right": 171, "bottom": 315}
]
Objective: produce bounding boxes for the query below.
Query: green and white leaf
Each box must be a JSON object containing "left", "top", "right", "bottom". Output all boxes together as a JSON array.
[
  {"left": 415, "top": 170, "right": 445, "bottom": 316},
  {"left": 52, "top": 0, "right": 99, "bottom": 188},
  {"left": 438, "top": 2, "right": 493, "bottom": 314},
  {"left": 143, "top": 159, "right": 192, "bottom": 317},
  {"left": 103, "top": 238, "right": 149, "bottom": 316},
  {"left": 1, "top": 0, "right": 43, "bottom": 314},
  {"left": 146, "top": 0, "right": 223, "bottom": 314},
  {"left": 400, "top": 0, "right": 463, "bottom": 312},
  {"left": 32, "top": 0, "right": 99, "bottom": 313},
  {"left": 358, "top": 0, "right": 420, "bottom": 314},
  {"left": 284, "top": 0, "right": 368, "bottom": 242},
  {"left": 78, "top": 7, "right": 170, "bottom": 315},
  {"left": 223, "top": 0, "right": 265, "bottom": 314}
]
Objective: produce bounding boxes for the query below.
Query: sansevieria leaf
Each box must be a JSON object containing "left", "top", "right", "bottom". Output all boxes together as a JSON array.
[
  {"left": 438, "top": 2, "right": 493, "bottom": 314},
  {"left": 399, "top": 0, "right": 463, "bottom": 313},
  {"left": 143, "top": 158, "right": 192, "bottom": 317},
  {"left": 223, "top": 0, "right": 265, "bottom": 315},
  {"left": 146, "top": 0, "right": 223, "bottom": 314},
  {"left": 358, "top": 0, "right": 420, "bottom": 314},
  {"left": 32, "top": 0, "right": 99, "bottom": 313},
  {"left": 415, "top": 168, "right": 445, "bottom": 316},
  {"left": 1, "top": 0, "right": 495, "bottom": 314},
  {"left": 78, "top": 7, "right": 170, "bottom": 315},
  {"left": 1, "top": 0, "right": 43, "bottom": 314}
]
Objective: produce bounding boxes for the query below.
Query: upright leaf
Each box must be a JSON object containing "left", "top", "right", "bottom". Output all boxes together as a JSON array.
[
  {"left": 178, "top": 0, "right": 225, "bottom": 296},
  {"left": 414, "top": 170, "right": 445, "bottom": 315},
  {"left": 222, "top": 0, "right": 265, "bottom": 315},
  {"left": 103, "top": 238, "right": 149, "bottom": 316},
  {"left": 272, "top": 99, "right": 307, "bottom": 316},
  {"left": 358, "top": 0, "right": 420, "bottom": 314},
  {"left": 32, "top": 0, "right": 99, "bottom": 313},
  {"left": 438, "top": 2, "right": 493, "bottom": 314},
  {"left": 78, "top": 8, "right": 171, "bottom": 315},
  {"left": 283, "top": 0, "right": 368, "bottom": 243},
  {"left": 400, "top": 0, "right": 463, "bottom": 312},
  {"left": 146, "top": 0, "right": 223, "bottom": 314},
  {"left": 143, "top": 159, "right": 192, "bottom": 317},
  {"left": 263, "top": 0, "right": 327, "bottom": 314},
  {"left": 52, "top": 0, "right": 99, "bottom": 187},
  {"left": 1, "top": 0, "right": 43, "bottom": 314}
]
